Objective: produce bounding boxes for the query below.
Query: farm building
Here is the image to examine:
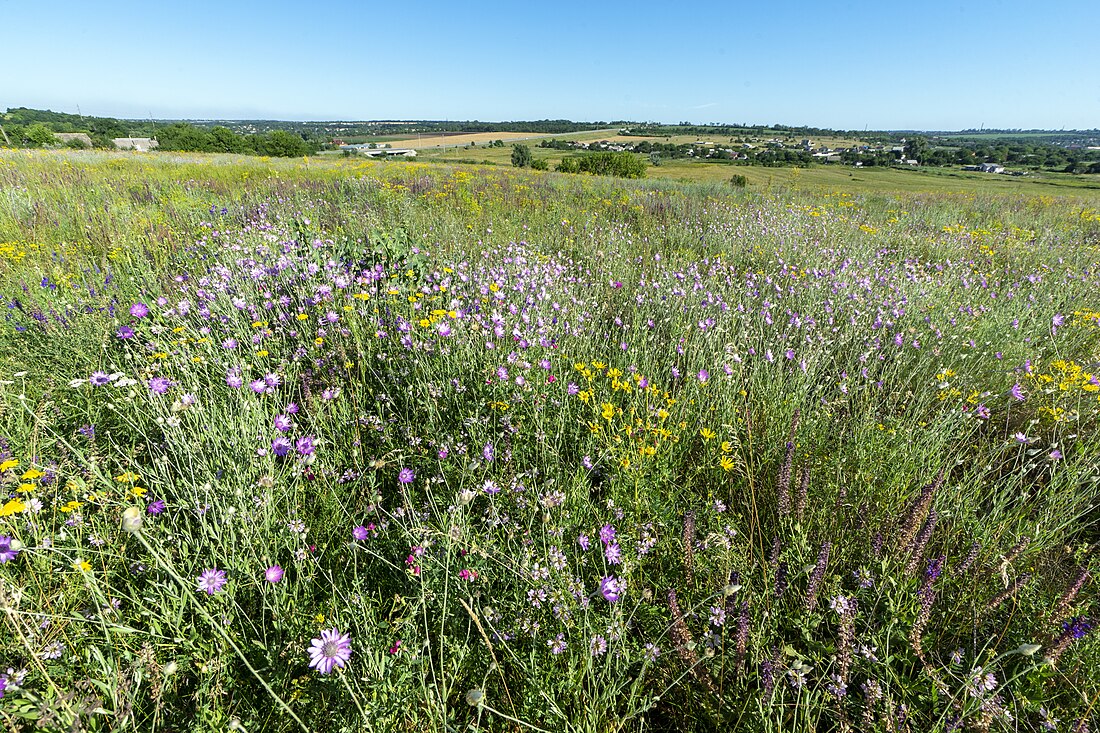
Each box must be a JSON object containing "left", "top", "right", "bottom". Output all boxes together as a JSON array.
[
  {"left": 53, "top": 132, "right": 93, "bottom": 148},
  {"left": 978, "top": 163, "right": 1005, "bottom": 173},
  {"left": 113, "top": 137, "right": 159, "bottom": 152}
]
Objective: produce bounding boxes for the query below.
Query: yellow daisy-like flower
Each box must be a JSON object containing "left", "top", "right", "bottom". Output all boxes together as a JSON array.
[
  {"left": 0, "top": 458, "right": 18, "bottom": 472},
  {"left": 0, "top": 498, "right": 26, "bottom": 517},
  {"left": 74, "top": 559, "right": 92, "bottom": 573},
  {"left": 21, "top": 468, "right": 43, "bottom": 480}
]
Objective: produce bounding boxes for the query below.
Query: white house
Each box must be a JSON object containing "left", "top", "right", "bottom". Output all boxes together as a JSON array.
[{"left": 978, "top": 163, "right": 1005, "bottom": 174}]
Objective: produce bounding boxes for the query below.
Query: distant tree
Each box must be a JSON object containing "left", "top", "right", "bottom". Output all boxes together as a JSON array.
[
  {"left": 649, "top": 152, "right": 661, "bottom": 167},
  {"left": 158, "top": 123, "right": 217, "bottom": 152},
  {"left": 904, "top": 136, "right": 929, "bottom": 164},
  {"left": 530, "top": 158, "right": 548, "bottom": 171},
  {"left": 210, "top": 126, "right": 247, "bottom": 154},
  {"left": 556, "top": 157, "right": 581, "bottom": 174},
  {"left": 254, "top": 130, "right": 312, "bottom": 157},
  {"left": 511, "top": 143, "right": 532, "bottom": 168},
  {"left": 730, "top": 174, "right": 748, "bottom": 188},
  {"left": 24, "top": 123, "right": 57, "bottom": 147}
]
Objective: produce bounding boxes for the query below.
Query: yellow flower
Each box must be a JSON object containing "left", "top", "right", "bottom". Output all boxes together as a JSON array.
[
  {"left": 0, "top": 498, "right": 26, "bottom": 516},
  {"left": 720, "top": 456, "right": 736, "bottom": 472},
  {"left": 115, "top": 471, "right": 140, "bottom": 483},
  {"left": 601, "top": 403, "right": 616, "bottom": 421},
  {"left": 720, "top": 441, "right": 733, "bottom": 453},
  {"left": 60, "top": 500, "right": 83, "bottom": 513},
  {"left": 314, "top": 337, "right": 324, "bottom": 346},
  {"left": 129, "top": 487, "right": 148, "bottom": 497},
  {"left": 16, "top": 483, "right": 34, "bottom": 493},
  {"left": 74, "top": 559, "right": 92, "bottom": 573},
  {"left": 21, "top": 468, "right": 43, "bottom": 480},
  {"left": 700, "top": 428, "right": 716, "bottom": 441},
  {"left": 315, "top": 613, "right": 325, "bottom": 625},
  {"left": 0, "top": 458, "right": 18, "bottom": 472}
]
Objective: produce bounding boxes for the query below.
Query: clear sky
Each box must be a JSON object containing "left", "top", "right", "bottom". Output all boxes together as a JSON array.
[{"left": 3, "top": 0, "right": 1098, "bottom": 130}]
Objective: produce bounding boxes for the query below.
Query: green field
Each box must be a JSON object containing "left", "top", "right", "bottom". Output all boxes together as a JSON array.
[{"left": 0, "top": 149, "right": 1097, "bottom": 732}]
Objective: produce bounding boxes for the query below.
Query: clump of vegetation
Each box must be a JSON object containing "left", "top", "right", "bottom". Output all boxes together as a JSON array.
[{"left": 0, "top": 150, "right": 1097, "bottom": 731}]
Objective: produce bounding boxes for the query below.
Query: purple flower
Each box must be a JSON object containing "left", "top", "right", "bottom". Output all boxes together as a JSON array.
[
  {"left": 599, "top": 576, "right": 623, "bottom": 602},
  {"left": 353, "top": 525, "right": 369, "bottom": 541},
  {"left": 577, "top": 534, "right": 591, "bottom": 551},
  {"left": 116, "top": 326, "right": 135, "bottom": 340},
  {"left": 274, "top": 414, "right": 293, "bottom": 432},
  {"left": 697, "top": 369, "right": 709, "bottom": 383},
  {"left": 250, "top": 379, "right": 267, "bottom": 394},
  {"left": 604, "top": 543, "right": 622, "bottom": 565},
  {"left": 286, "top": 402, "right": 299, "bottom": 414},
  {"left": 226, "top": 370, "right": 243, "bottom": 389},
  {"left": 1052, "top": 314, "right": 1065, "bottom": 328},
  {"left": 398, "top": 468, "right": 415, "bottom": 484},
  {"left": 308, "top": 628, "right": 352, "bottom": 674},
  {"left": 129, "top": 302, "right": 149, "bottom": 318},
  {"left": 146, "top": 499, "right": 166, "bottom": 515},
  {"left": 196, "top": 569, "right": 227, "bottom": 595},
  {"left": 599, "top": 524, "right": 616, "bottom": 545},
  {"left": 482, "top": 443, "right": 495, "bottom": 462},
  {"left": 147, "top": 377, "right": 171, "bottom": 395},
  {"left": 0, "top": 536, "right": 19, "bottom": 564},
  {"left": 265, "top": 565, "right": 284, "bottom": 583},
  {"left": 1063, "top": 617, "right": 1093, "bottom": 640},
  {"left": 1049, "top": 449, "right": 1063, "bottom": 461},
  {"left": 89, "top": 371, "right": 110, "bottom": 387},
  {"left": 295, "top": 436, "right": 315, "bottom": 456},
  {"left": 272, "top": 437, "right": 292, "bottom": 457},
  {"left": 1010, "top": 383, "right": 1025, "bottom": 401}
]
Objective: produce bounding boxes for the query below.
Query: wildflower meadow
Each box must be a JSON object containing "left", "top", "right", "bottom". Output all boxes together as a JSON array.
[{"left": 0, "top": 149, "right": 1098, "bottom": 732}]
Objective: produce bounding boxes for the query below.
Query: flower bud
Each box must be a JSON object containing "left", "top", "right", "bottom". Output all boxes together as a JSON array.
[{"left": 122, "top": 506, "right": 143, "bottom": 533}]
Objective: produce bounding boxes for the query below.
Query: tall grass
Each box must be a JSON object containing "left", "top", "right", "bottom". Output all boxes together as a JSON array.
[{"left": 0, "top": 149, "right": 1097, "bottom": 732}]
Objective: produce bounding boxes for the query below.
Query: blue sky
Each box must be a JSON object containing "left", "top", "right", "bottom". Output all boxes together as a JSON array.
[{"left": 3, "top": 0, "right": 1098, "bottom": 130}]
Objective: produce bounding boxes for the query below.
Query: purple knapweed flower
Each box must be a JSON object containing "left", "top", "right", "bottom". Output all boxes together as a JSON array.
[
  {"left": 599, "top": 576, "right": 623, "bottom": 602},
  {"left": 129, "top": 303, "right": 149, "bottom": 318},
  {"left": 196, "top": 569, "right": 227, "bottom": 595},
  {"left": 147, "top": 377, "right": 171, "bottom": 395},
  {"left": 295, "top": 436, "right": 315, "bottom": 456},
  {"left": 308, "top": 628, "right": 352, "bottom": 674},
  {"left": 398, "top": 468, "right": 415, "bottom": 484},
  {"left": 0, "top": 536, "right": 20, "bottom": 564},
  {"left": 265, "top": 565, "right": 284, "bottom": 583}
]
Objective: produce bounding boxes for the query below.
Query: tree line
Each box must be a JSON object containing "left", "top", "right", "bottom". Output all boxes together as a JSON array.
[{"left": 1, "top": 108, "right": 317, "bottom": 157}]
